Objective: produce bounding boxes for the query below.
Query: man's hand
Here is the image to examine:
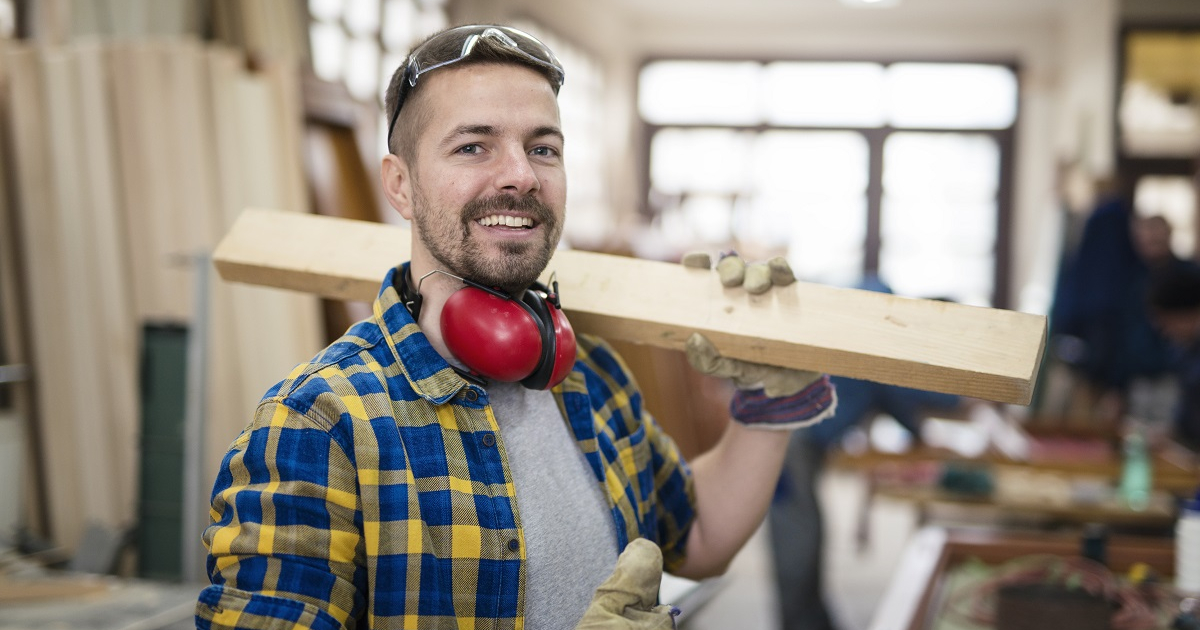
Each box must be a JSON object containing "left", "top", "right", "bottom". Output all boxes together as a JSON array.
[
  {"left": 681, "top": 252, "right": 837, "bottom": 430},
  {"left": 575, "top": 538, "right": 679, "bottom": 630}
]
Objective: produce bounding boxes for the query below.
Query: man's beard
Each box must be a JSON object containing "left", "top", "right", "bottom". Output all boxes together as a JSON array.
[{"left": 413, "top": 189, "right": 561, "bottom": 296}]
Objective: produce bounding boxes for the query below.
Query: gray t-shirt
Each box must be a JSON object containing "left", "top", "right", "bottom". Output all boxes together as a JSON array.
[{"left": 486, "top": 381, "right": 618, "bottom": 629}]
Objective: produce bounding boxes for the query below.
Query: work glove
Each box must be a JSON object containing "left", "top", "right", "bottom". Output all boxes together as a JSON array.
[
  {"left": 682, "top": 252, "right": 837, "bottom": 430},
  {"left": 575, "top": 538, "right": 680, "bottom": 630}
]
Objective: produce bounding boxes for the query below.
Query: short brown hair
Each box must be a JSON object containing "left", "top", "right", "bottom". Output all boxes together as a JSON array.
[{"left": 384, "top": 25, "right": 563, "bottom": 160}]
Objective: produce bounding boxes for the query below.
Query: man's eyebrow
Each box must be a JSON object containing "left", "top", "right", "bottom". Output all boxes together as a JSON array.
[
  {"left": 531, "top": 125, "right": 564, "bottom": 144},
  {"left": 439, "top": 124, "right": 498, "bottom": 147},
  {"left": 438, "top": 124, "right": 564, "bottom": 147}
]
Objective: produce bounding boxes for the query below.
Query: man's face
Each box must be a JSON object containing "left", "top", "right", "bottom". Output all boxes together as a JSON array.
[{"left": 401, "top": 63, "right": 566, "bottom": 295}]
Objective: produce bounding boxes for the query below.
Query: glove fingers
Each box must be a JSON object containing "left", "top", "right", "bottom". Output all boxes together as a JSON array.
[
  {"left": 768, "top": 256, "right": 795, "bottom": 287},
  {"left": 744, "top": 263, "right": 771, "bottom": 294},
  {"left": 716, "top": 254, "right": 746, "bottom": 287},
  {"left": 681, "top": 251, "right": 712, "bottom": 269},
  {"left": 589, "top": 538, "right": 663, "bottom": 609},
  {"left": 761, "top": 369, "right": 822, "bottom": 398},
  {"left": 685, "top": 333, "right": 724, "bottom": 375}
]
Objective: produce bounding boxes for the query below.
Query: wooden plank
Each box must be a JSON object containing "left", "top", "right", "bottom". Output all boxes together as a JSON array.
[
  {"left": 6, "top": 44, "right": 85, "bottom": 548},
  {"left": 213, "top": 209, "right": 1048, "bottom": 405},
  {"left": 71, "top": 42, "right": 140, "bottom": 529},
  {"left": 42, "top": 45, "right": 128, "bottom": 540},
  {"left": 0, "top": 40, "right": 50, "bottom": 538},
  {"left": 204, "top": 47, "right": 322, "bottom": 478}
]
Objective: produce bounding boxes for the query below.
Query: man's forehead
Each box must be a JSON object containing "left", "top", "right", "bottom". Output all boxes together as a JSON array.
[
  {"left": 416, "top": 64, "right": 561, "bottom": 128},
  {"left": 419, "top": 63, "right": 556, "bottom": 102}
]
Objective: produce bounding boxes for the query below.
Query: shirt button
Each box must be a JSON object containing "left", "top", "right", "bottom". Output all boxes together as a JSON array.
[
  {"left": 465, "top": 389, "right": 479, "bottom": 401},
  {"left": 507, "top": 538, "right": 520, "bottom": 552},
  {"left": 481, "top": 433, "right": 496, "bottom": 448}
]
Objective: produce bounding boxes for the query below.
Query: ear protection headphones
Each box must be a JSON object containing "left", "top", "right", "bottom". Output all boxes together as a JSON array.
[{"left": 398, "top": 268, "right": 577, "bottom": 390}]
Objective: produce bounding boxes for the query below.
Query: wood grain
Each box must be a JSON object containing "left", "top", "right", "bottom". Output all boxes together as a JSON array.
[{"left": 213, "top": 208, "right": 1048, "bottom": 405}]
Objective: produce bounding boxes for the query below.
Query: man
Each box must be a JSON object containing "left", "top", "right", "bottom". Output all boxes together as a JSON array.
[
  {"left": 1049, "top": 196, "right": 1176, "bottom": 423},
  {"left": 1147, "top": 261, "right": 1200, "bottom": 449},
  {"left": 196, "top": 25, "right": 835, "bottom": 630},
  {"left": 767, "top": 277, "right": 961, "bottom": 630}
]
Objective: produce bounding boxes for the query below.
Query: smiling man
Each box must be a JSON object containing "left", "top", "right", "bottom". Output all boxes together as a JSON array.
[{"left": 196, "top": 25, "right": 835, "bottom": 630}]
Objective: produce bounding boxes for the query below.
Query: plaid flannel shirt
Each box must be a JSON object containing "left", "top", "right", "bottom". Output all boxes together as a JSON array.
[{"left": 195, "top": 265, "right": 696, "bottom": 630}]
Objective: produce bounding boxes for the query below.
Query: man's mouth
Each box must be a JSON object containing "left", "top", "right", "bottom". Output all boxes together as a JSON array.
[{"left": 477, "top": 214, "right": 535, "bottom": 229}]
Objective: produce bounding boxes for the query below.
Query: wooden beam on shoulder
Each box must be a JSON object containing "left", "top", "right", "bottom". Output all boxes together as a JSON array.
[{"left": 213, "top": 208, "right": 1047, "bottom": 405}]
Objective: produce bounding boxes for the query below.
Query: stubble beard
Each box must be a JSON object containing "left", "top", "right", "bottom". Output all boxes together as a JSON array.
[{"left": 413, "top": 187, "right": 562, "bottom": 296}]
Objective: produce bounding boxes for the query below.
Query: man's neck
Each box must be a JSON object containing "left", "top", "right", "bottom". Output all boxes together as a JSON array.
[{"left": 406, "top": 256, "right": 461, "bottom": 363}]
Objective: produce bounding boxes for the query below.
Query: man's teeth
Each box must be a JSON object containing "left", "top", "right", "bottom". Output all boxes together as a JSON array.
[{"left": 478, "top": 215, "right": 534, "bottom": 228}]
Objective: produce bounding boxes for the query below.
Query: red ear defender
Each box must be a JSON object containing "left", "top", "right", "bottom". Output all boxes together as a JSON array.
[{"left": 439, "top": 279, "right": 577, "bottom": 389}]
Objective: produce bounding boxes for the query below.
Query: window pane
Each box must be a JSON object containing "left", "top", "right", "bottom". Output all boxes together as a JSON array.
[
  {"left": 881, "top": 132, "right": 999, "bottom": 305},
  {"left": 639, "top": 61, "right": 761, "bottom": 125},
  {"left": 309, "top": 0, "right": 341, "bottom": 22},
  {"left": 381, "top": 0, "right": 417, "bottom": 51},
  {"left": 650, "top": 128, "right": 753, "bottom": 194},
  {"left": 1120, "top": 31, "right": 1200, "bottom": 156},
  {"left": 886, "top": 63, "right": 1017, "bottom": 129},
  {"left": 310, "top": 22, "right": 346, "bottom": 82},
  {"left": 681, "top": 194, "right": 737, "bottom": 244},
  {"left": 743, "top": 131, "right": 869, "bottom": 284},
  {"left": 345, "top": 0, "right": 380, "bottom": 36},
  {"left": 763, "top": 62, "right": 886, "bottom": 127},
  {"left": 751, "top": 130, "right": 869, "bottom": 193},
  {"left": 0, "top": 0, "right": 14, "bottom": 38},
  {"left": 344, "top": 37, "right": 381, "bottom": 101},
  {"left": 779, "top": 192, "right": 867, "bottom": 286}
]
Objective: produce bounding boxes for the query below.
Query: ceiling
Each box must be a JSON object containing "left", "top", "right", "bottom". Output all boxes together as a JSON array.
[{"left": 597, "top": 0, "right": 1071, "bottom": 28}]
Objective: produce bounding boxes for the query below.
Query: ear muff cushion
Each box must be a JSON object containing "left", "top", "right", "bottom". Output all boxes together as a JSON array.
[
  {"left": 519, "top": 290, "right": 556, "bottom": 390},
  {"left": 544, "top": 303, "right": 577, "bottom": 388},
  {"left": 520, "top": 285, "right": 577, "bottom": 390},
  {"left": 441, "top": 287, "right": 543, "bottom": 382}
]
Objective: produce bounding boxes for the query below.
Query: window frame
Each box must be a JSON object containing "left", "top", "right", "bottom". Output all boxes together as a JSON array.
[{"left": 636, "top": 55, "right": 1020, "bottom": 308}]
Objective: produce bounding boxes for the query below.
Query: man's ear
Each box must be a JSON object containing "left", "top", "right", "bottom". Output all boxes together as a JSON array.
[{"left": 381, "top": 153, "right": 414, "bottom": 220}]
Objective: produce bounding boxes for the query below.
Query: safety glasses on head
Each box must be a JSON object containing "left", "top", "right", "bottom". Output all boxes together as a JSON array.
[{"left": 386, "top": 25, "right": 565, "bottom": 149}]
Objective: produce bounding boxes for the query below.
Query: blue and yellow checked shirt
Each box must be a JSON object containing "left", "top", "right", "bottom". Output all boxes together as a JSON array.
[{"left": 196, "top": 265, "right": 696, "bottom": 630}]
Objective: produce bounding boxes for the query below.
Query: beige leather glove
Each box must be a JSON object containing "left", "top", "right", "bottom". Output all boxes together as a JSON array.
[
  {"left": 683, "top": 251, "right": 796, "bottom": 294},
  {"left": 685, "top": 332, "right": 821, "bottom": 398},
  {"left": 574, "top": 538, "right": 679, "bottom": 630},
  {"left": 681, "top": 252, "right": 837, "bottom": 429}
]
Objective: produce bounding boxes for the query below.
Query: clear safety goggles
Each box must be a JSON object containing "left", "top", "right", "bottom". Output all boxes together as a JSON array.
[{"left": 386, "top": 25, "right": 565, "bottom": 147}]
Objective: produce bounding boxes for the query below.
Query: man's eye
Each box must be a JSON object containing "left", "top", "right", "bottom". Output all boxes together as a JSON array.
[
  {"left": 457, "top": 144, "right": 480, "bottom": 154},
  {"left": 530, "top": 146, "right": 559, "bottom": 158}
]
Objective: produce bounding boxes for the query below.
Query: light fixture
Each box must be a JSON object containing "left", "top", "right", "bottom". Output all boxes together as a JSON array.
[{"left": 839, "top": 0, "right": 902, "bottom": 8}]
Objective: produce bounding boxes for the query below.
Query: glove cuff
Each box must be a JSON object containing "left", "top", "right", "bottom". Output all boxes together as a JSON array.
[{"left": 730, "top": 375, "right": 837, "bottom": 431}]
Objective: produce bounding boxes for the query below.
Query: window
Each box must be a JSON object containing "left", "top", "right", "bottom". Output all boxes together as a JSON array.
[
  {"left": 0, "top": 0, "right": 13, "bottom": 39},
  {"left": 639, "top": 60, "right": 1018, "bottom": 307},
  {"left": 307, "top": 0, "right": 449, "bottom": 156},
  {"left": 1118, "top": 26, "right": 1200, "bottom": 264}
]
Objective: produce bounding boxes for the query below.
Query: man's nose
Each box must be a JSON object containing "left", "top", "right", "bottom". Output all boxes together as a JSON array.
[{"left": 494, "top": 147, "right": 540, "bottom": 195}]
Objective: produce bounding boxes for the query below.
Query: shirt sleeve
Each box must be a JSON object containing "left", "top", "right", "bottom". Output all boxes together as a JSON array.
[
  {"left": 196, "top": 399, "right": 365, "bottom": 630},
  {"left": 642, "top": 408, "right": 696, "bottom": 573}
]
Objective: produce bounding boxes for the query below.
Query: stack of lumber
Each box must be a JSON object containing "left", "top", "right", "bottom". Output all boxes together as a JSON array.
[{"left": 0, "top": 37, "right": 322, "bottom": 551}]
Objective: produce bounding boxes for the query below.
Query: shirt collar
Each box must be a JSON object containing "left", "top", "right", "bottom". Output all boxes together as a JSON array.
[{"left": 374, "top": 264, "right": 474, "bottom": 405}]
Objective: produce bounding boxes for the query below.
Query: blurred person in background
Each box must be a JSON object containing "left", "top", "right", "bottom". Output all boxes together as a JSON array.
[
  {"left": 767, "top": 276, "right": 962, "bottom": 630},
  {"left": 1147, "top": 262, "right": 1200, "bottom": 450},
  {"left": 1048, "top": 191, "right": 1177, "bottom": 425}
]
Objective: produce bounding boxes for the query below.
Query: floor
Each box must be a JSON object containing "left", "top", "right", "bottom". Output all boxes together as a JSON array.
[{"left": 681, "top": 467, "right": 921, "bottom": 630}]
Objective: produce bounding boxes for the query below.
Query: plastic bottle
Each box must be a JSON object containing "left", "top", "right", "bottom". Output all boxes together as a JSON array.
[
  {"left": 1118, "top": 425, "right": 1152, "bottom": 512},
  {"left": 1177, "top": 492, "right": 1200, "bottom": 595}
]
